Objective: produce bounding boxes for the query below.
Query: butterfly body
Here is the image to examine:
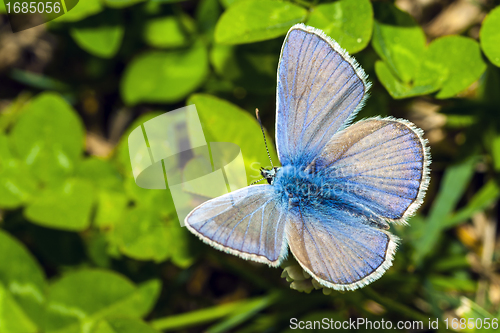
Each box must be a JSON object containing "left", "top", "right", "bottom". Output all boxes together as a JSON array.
[
  {"left": 185, "top": 24, "right": 430, "bottom": 291},
  {"left": 273, "top": 164, "right": 327, "bottom": 206}
]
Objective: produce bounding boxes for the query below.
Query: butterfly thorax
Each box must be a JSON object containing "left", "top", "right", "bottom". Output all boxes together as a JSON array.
[{"left": 272, "top": 165, "right": 329, "bottom": 206}]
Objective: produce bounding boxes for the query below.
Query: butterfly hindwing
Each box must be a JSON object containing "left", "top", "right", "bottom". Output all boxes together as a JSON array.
[
  {"left": 185, "top": 185, "right": 288, "bottom": 266},
  {"left": 276, "top": 24, "right": 370, "bottom": 167},
  {"left": 315, "top": 117, "right": 430, "bottom": 222},
  {"left": 286, "top": 205, "right": 398, "bottom": 291}
]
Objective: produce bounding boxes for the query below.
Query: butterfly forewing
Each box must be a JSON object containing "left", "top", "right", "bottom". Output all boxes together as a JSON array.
[
  {"left": 276, "top": 25, "right": 370, "bottom": 167},
  {"left": 185, "top": 185, "right": 288, "bottom": 266}
]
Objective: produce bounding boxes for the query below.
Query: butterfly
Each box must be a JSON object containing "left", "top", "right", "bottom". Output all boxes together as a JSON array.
[{"left": 185, "top": 24, "right": 430, "bottom": 291}]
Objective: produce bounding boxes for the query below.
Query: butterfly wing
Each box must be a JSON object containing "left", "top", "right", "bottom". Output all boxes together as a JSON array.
[
  {"left": 287, "top": 205, "right": 398, "bottom": 291},
  {"left": 185, "top": 185, "right": 288, "bottom": 266},
  {"left": 316, "top": 117, "right": 430, "bottom": 222},
  {"left": 276, "top": 24, "right": 370, "bottom": 167}
]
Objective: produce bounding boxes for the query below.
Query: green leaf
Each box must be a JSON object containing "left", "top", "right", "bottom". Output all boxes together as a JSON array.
[
  {"left": 10, "top": 93, "right": 85, "bottom": 184},
  {"left": 187, "top": 94, "right": 279, "bottom": 182},
  {"left": 76, "top": 158, "right": 123, "bottom": 192},
  {"left": 196, "top": 0, "right": 222, "bottom": 38},
  {"left": 102, "top": 0, "right": 146, "bottom": 8},
  {"left": 113, "top": 207, "right": 174, "bottom": 262},
  {"left": 0, "top": 230, "right": 47, "bottom": 332},
  {"left": 44, "top": 270, "right": 160, "bottom": 333},
  {"left": 307, "top": 0, "right": 373, "bottom": 54},
  {"left": 374, "top": 9, "right": 487, "bottom": 99},
  {"left": 412, "top": 158, "right": 477, "bottom": 266},
  {"left": 0, "top": 93, "right": 31, "bottom": 133},
  {"left": 0, "top": 285, "right": 38, "bottom": 333},
  {"left": 113, "top": 173, "right": 190, "bottom": 265},
  {"left": 121, "top": 43, "right": 208, "bottom": 105},
  {"left": 54, "top": 0, "right": 103, "bottom": 22},
  {"left": 375, "top": 60, "right": 440, "bottom": 99},
  {"left": 444, "top": 179, "right": 500, "bottom": 228},
  {"left": 493, "top": 134, "right": 500, "bottom": 171},
  {"left": 94, "top": 318, "right": 160, "bottom": 333},
  {"left": 94, "top": 191, "right": 128, "bottom": 229},
  {"left": 214, "top": 0, "right": 307, "bottom": 45},
  {"left": 86, "top": 232, "right": 112, "bottom": 267},
  {"left": 144, "top": 17, "right": 189, "bottom": 48},
  {"left": 10, "top": 69, "right": 70, "bottom": 91},
  {"left": 372, "top": 3, "right": 426, "bottom": 83},
  {"left": 0, "top": 135, "right": 38, "bottom": 208},
  {"left": 210, "top": 43, "right": 279, "bottom": 93},
  {"left": 167, "top": 221, "right": 196, "bottom": 268},
  {"left": 25, "top": 178, "right": 94, "bottom": 231},
  {"left": 416, "top": 35, "right": 487, "bottom": 99},
  {"left": 123, "top": 176, "right": 175, "bottom": 217},
  {"left": 75, "top": 158, "right": 127, "bottom": 229},
  {"left": 71, "top": 25, "right": 124, "bottom": 58},
  {"left": 219, "top": 0, "right": 240, "bottom": 9},
  {"left": 480, "top": 6, "right": 500, "bottom": 67},
  {"left": 151, "top": 294, "right": 278, "bottom": 332},
  {"left": 429, "top": 276, "right": 476, "bottom": 292},
  {"left": 128, "top": 279, "right": 162, "bottom": 317},
  {"left": 206, "top": 293, "right": 280, "bottom": 333}
]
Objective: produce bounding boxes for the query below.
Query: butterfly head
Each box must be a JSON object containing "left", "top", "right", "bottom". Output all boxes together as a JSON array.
[{"left": 260, "top": 167, "right": 280, "bottom": 185}]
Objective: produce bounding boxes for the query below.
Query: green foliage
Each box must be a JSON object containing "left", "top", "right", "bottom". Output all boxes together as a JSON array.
[
  {"left": 0, "top": 135, "right": 38, "bottom": 208},
  {"left": 2, "top": 0, "right": 500, "bottom": 332},
  {"left": 480, "top": 6, "right": 500, "bottom": 67},
  {"left": 372, "top": 3, "right": 426, "bottom": 84},
  {"left": 0, "top": 230, "right": 46, "bottom": 332},
  {"left": 418, "top": 36, "right": 486, "bottom": 99},
  {"left": 307, "top": 0, "right": 373, "bottom": 53},
  {"left": 412, "top": 157, "right": 477, "bottom": 265},
  {"left": 214, "top": 0, "right": 307, "bottom": 44},
  {"left": 378, "top": 34, "right": 487, "bottom": 99},
  {"left": 71, "top": 25, "right": 124, "bottom": 58},
  {"left": 54, "top": 0, "right": 103, "bottom": 22},
  {"left": 144, "top": 16, "right": 189, "bottom": 48},
  {"left": 45, "top": 270, "right": 160, "bottom": 332},
  {"left": 373, "top": 3, "right": 487, "bottom": 99},
  {"left": 10, "top": 93, "right": 84, "bottom": 184},
  {"left": 25, "top": 178, "right": 94, "bottom": 231},
  {"left": 103, "top": 0, "right": 147, "bottom": 8},
  {"left": 121, "top": 43, "right": 208, "bottom": 105}
]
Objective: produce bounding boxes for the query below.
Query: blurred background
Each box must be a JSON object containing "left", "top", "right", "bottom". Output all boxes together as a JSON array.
[{"left": 1, "top": 0, "right": 500, "bottom": 332}]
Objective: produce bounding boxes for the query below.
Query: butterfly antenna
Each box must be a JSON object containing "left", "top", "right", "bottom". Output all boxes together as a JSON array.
[
  {"left": 250, "top": 178, "right": 266, "bottom": 185},
  {"left": 255, "top": 108, "right": 274, "bottom": 168}
]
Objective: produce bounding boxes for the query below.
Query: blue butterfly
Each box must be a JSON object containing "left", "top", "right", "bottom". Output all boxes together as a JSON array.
[{"left": 185, "top": 24, "right": 430, "bottom": 291}]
